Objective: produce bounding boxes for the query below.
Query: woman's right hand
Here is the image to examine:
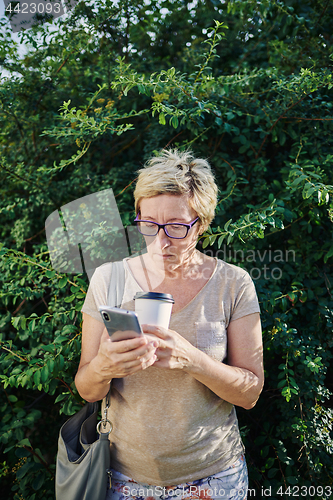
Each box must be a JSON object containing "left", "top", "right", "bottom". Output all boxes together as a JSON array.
[
  {"left": 75, "top": 313, "right": 157, "bottom": 402},
  {"left": 94, "top": 329, "right": 158, "bottom": 380}
]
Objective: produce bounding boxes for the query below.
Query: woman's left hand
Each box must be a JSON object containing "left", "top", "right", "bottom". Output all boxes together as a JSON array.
[{"left": 142, "top": 324, "right": 197, "bottom": 370}]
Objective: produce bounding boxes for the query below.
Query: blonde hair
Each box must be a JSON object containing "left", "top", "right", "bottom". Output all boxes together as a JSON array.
[{"left": 134, "top": 149, "right": 218, "bottom": 231}]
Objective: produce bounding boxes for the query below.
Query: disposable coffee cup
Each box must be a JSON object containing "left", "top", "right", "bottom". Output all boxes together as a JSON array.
[{"left": 134, "top": 292, "right": 175, "bottom": 329}]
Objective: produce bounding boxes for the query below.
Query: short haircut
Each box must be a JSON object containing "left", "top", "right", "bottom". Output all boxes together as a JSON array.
[{"left": 134, "top": 149, "right": 218, "bottom": 230}]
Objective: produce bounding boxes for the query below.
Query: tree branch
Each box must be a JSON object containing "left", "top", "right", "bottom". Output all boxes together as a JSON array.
[{"left": 23, "top": 446, "right": 54, "bottom": 477}]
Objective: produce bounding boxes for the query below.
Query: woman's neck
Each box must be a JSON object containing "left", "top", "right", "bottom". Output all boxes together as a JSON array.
[{"left": 146, "top": 249, "right": 206, "bottom": 283}]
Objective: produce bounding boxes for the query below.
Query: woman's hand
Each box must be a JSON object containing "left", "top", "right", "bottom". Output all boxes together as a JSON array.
[
  {"left": 143, "top": 314, "right": 264, "bottom": 410},
  {"left": 75, "top": 313, "right": 159, "bottom": 402},
  {"left": 93, "top": 328, "right": 158, "bottom": 380},
  {"left": 142, "top": 324, "right": 197, "bottom": 370}
]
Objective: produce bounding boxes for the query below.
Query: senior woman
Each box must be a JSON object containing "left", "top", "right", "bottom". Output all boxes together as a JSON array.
[{"left": 75, "top": 149, "right": 264, "bottom": 500}]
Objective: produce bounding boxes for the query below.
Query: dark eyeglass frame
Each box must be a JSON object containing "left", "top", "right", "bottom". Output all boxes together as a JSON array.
[{"left": 134, "top": 214, "right": 200, "bottom": 239}]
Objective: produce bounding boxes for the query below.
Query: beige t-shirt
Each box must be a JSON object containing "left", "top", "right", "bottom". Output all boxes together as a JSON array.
[{"left": 81, "top": 257, "right": 260, "bottom": 485}]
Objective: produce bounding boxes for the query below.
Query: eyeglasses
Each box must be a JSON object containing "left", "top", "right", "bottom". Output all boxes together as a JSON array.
[{"left": 134, "top": 214, "right": 199, "bottom": 239}]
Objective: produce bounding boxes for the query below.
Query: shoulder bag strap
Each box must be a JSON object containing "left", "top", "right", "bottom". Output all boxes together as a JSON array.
[
  {"left": 107, "top": 260, "right": 126, "bottom": 308},
  {"left": 103, "top": 260, "right": 125, "bottom": 413}
]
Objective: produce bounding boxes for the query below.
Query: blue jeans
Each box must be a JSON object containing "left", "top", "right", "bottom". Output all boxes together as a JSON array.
[{"left": 106, "top": 454, "right": 248, "bottom": 499}]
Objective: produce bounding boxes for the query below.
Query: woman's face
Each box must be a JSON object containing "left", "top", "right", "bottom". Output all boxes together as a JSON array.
[{"left": 138, "top": 194, "right": 201, "bottom": 272}]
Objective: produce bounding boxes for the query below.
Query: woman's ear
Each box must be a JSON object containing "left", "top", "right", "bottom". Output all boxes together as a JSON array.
[{"left": 198, "top": 223, "right": 207, "bottom": 235}]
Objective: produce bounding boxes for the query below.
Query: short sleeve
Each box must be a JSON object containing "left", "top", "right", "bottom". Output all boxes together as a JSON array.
[
  {"left": 81, "top": 262, "right": 112, "bottom": 322},
  {"left": 230, "top": 272, "right": 260, "bottom": 322}
]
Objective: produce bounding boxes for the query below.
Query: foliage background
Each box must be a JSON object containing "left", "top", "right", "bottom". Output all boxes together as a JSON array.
[{"left": 1, "top": 0, "right": 333, "bottom": 498}]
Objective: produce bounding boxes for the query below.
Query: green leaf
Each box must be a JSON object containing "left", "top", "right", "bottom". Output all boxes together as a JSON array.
[
  {"left": 18, "top": 438, "right": 32, "bottom": 448},
  {"left": 137, "top": 84, "right": 146, "bottom": 94},
  {"left": 267, "top": 467, "right": 279, "bottom": 478},
  {"left": 217, "top": 234, "right": 226, "bottom": 248},
  {"left": 55, "top": 392, "right": 69, "bottom": 404},
  {"left": 55, "top": 335, "right": 69, "bottom": 344},
  {"left": 15, "top": 448, "right": 31, "bottom": 458},
  {"left": 41, "top": 344, "right": 55, "bottom": 354},
  {"left": 274, "top": 217, "right": 284, "bottom": 229},
  {"left": 159, "top": 113, "right": 166, "bottom": 125},
  {"left": 16, "top": 460, "right": 33, "bottom": 479},
  {"left": 47, "top": 358, "right": 55, "bottom": 373},
  {"left": 29, "top": 319, "right": 36, "bottom": 332},
  {"left": 324, "top": 245, "right": 333, "bottom": 263},
  {"left": 64, "top": 295, "right": 76, "bottom": 303},
  {"left": 33, "top": 370, "right": 41, "bottom": 386},
  {"left": 202, "top": 237, "right": 211, "bottom": 249},
  {"left": 290, "top": 176, "right": 306, "bottom": 187},
  {"left": 41, "top": 365, "right": 49, "bottom": 384},
  {"left": 32, "top": 472, "right": 45, "bottom": 491},
  {"left": 286, "top": 476, "right": 298, "bottom": 485},
  {"left": 58, "top": 354, "right": 65, "bottom": 371},
  {"left": 282, "top": 386, "right": 291, "bottom": 402},
  {"left": 279, "top": 132, "right": 286, "bottom": 145},
  {"left": 303, "top": 185, "right": 316, "bottom": 199},
  {"left": 12, "top": 316, "right": 21, "bottom": 329},
  {"left": 171, "top": 116, "right": 179, "bottom": 129},
  {"left": 59, "top": 277, "right": 68, "bottom": 288},
  {"left": 224, "top": 219, "right": 232, "bottom": 231}
]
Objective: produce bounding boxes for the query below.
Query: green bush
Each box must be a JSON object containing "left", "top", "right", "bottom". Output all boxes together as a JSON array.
[{"left": 1, "top": 1, "right": 332, "bottom": 498}]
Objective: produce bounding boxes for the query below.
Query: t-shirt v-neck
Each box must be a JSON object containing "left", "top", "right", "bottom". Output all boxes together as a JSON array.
[{"left": 123, "top": 256, "right": 218, "bottom": 316}]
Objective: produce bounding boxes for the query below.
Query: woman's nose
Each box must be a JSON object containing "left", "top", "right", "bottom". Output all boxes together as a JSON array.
[{"left": 155, "top": 227, "right": 171, "bottom": 246}]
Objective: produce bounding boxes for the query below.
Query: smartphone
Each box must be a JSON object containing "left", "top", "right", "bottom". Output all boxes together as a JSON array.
[{"left": 98, "top": 306, "right": 143, "bottom": 342}]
